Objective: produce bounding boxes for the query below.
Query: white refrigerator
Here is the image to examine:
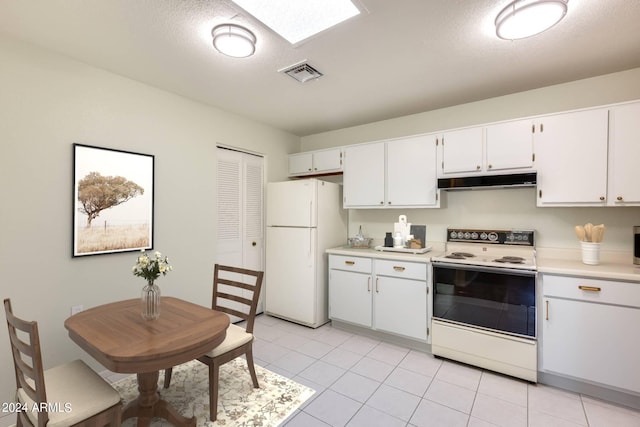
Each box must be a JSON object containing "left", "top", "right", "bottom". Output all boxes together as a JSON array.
[{"left": 265, "top": 179, "right": 347, "bottom": 328}]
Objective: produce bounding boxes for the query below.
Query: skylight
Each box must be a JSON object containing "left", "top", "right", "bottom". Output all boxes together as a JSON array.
[{"left": 231, "top": 0, "right": 361, "bottom": 44}]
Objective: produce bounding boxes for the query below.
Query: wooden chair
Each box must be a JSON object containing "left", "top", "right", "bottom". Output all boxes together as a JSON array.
[
  {"left": 4, "top": 298, "right": 122, "bottom": 427},
  {"left": 163, "top": 264, "right": 264, "bottom": 421}
]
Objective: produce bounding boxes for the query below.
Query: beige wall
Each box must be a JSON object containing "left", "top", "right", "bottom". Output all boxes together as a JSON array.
[
  {"left": 301, "top": 68, "right": 640, "bottom": 252},
  {"left": 301, "top": 67, "right": 640, "bottom": 149},
  {"left": 0, "top": 35, "right": 299, "bottom": 404}
]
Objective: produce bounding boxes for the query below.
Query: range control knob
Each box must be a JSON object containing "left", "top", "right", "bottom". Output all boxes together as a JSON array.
[
  {"left": 471, "top": 232, "right": 478, "bottom": 240},
  {"left": 480, "top": 232, "right": 488, "bottom": 240},
  {"left": 488, "top": 232, "right": 498, "bottom": 241}
]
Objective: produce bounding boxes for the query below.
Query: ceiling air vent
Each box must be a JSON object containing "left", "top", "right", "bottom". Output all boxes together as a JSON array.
[{"left": 280, "top": 62, "right": 323, "bottom": 83}]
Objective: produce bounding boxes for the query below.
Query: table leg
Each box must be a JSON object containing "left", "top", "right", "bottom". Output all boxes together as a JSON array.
[{"left": 122, "top": 371, "right": 196, "bottom": 427}]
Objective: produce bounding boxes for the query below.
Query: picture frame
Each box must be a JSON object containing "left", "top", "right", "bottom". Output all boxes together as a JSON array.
[{"left": 73, "top": 143, "right": 154, "bottom": 257}]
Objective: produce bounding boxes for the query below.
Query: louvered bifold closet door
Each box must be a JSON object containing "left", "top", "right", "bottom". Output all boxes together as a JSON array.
[{"left": 216, "top": 147, "right": 264, "bottom": 318}]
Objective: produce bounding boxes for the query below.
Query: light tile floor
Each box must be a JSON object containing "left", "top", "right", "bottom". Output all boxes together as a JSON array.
[
  {"left": 3, "top": 314, "right": 637, "bottom": 427},
  {"left": 249, "top": 314, "right": 640, "bottom": 427}
]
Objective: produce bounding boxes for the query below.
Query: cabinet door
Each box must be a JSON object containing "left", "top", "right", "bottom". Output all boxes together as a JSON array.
[
  {"left": 387, "top": 135, "right": 438, "bottom": 207},
  {"left": 485, "top": 119, "right": 534, "bottom": 171},
  {"left": 313, "top": 148, "right": 343, "bottom": 173},
  {"left": 542, "top": 297, "right": 640, "bottom": 393},
  {"left": 343, "top": 142, "right": 385, "bottom": 207},
  {"left": 288, "top": 153, "right": 313, "bottom": 175},
  {"left": 328, "top": 269, "right": 372, "bottom": 327},
  {"left": 440, "top": 127, "right": 483, "bottom": 175},
  {"left": 374, "top": 276, "right": 427, "bottom": 341},
  {"left": 608, "top": 102, "right": 640, "bottom": 205},
  {"left": 535, "top": 109, "right": 608, "bottom": 206}
]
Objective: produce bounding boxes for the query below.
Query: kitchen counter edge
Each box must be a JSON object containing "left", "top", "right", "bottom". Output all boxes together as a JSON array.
[{"left": 326, "top": 243, "right": 445, "bottom": 263}]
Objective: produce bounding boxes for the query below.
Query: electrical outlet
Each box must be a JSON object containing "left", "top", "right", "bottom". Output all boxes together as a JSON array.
[{"left": 71, "top": 305, "right": 83, "bottom": 315}]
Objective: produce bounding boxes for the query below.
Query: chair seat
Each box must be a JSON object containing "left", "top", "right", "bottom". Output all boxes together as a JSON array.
[
  {"left": 204, "top": 323, "right": 253, "bottom": 358},
  {"left": 17, "top": 359, "right": 122, "bottom": 427}
]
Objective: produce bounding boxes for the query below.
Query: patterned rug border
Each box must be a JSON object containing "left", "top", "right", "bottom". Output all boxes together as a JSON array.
[{"left": 112, "top": 358, "right": 315, "bottom": 426}]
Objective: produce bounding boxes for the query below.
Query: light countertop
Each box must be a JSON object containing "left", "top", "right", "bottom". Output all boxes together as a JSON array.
[
  {"left": 326, "top": 242, "right": 445, "bottom": 263},
  {"left": 535, "top": 247, "right": 640, "bottom": 282},
  {"left": 327, "top": 244, "right": 640, "bottom": 283}
]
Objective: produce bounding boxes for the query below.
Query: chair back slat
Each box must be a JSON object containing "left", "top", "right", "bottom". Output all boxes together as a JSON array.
[
  {"left": 212, "top": 264, "right": 264, "bottom": 333},
  {"left": 4, "top": 298, "right": 50, "bottom": 427}
]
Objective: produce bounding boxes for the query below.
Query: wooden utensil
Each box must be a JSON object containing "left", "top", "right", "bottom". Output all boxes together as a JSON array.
[
  {"left": 575, "top": 225, "right": 586, "bottom": 242},
  {"left": 584, "top": 223, "right": 594, "bottom": 242},
  {"left": 592, "top": 224, "right": 605, "bottom": 243}
]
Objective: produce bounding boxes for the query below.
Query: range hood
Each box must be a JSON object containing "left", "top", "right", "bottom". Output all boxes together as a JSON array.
[{"left": 438, "top": 172, "right": 537, "bottom": 190}]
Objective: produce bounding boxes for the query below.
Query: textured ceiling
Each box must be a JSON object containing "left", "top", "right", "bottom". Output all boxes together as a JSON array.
[{"left": 1, "top": 0, "right": 639, "bottom": 136}]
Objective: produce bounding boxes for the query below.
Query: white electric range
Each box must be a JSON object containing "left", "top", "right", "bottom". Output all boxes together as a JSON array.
[{"left": 431, "top": 228, "right": 538, "bottom": 382}]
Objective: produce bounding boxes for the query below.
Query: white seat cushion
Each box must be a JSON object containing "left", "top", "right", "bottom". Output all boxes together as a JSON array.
[
  {"left": 17, "top": 359, "right": 121, "bottom": 427},
  {"left": 205, "top": 323, "right": 253, "bottom": 357}
]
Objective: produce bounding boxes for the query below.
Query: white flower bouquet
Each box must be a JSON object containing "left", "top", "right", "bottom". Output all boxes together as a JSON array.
[{"left": 132, "top": 250, "right": 173, "bottom": 283}]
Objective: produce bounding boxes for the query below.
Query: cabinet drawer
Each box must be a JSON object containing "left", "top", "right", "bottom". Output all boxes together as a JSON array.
[
  {"left": 542, "top": 274, "right": 640, "bottom": 308},
  {"left": 329, "top": 255, "right": 372, "bottom": 273},
  {"left": 375, "top": 259, "right": 427, "bottom": 281}
]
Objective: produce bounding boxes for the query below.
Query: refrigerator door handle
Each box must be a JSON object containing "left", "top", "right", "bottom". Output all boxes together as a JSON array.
[{"left": 309, "top": 201, "right": 313, "bottom": 227}]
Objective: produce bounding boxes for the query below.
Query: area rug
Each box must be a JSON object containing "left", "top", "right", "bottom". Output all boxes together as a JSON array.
[{"left": 112, "top": 358, "right": 315, "bottom": 426}]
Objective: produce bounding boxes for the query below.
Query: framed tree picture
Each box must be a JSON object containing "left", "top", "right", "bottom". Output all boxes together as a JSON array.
[{"left": 73, "top": 143, "right": 154, "bottom": 257}]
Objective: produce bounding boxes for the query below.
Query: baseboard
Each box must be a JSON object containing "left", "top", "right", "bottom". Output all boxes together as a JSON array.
[
  {"left": 330, "top": 320, "right": 430, "bottom": 353},
  {"left": 538, "top": 371, "right": 640, "bottom": 411}
]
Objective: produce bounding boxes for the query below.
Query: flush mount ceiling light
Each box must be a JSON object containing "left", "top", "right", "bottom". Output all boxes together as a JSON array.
[
  {"left": 231, "top": 0, "right": 360, "bottom": 44},
  {"left": 495, "top": 0, "right": 568, "bottom": 40},
  {"left": 211, "top": 23, "right": 256, "bottom": 58}
]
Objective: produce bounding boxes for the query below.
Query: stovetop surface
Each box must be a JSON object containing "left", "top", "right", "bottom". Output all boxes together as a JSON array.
[{"left": 432, "top": 228, "right": 536, "bottom": 270}]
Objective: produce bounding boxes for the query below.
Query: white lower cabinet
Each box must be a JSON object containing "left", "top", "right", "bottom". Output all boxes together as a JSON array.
[
  {"left": 541, "top": 274, "right": 640, "bottom": 393},
  {"left": 328, "top": 254, "right": 429, "bottom": 342},
  {"left": 328, "top": 268, "right": 372, "bottom": 328}
]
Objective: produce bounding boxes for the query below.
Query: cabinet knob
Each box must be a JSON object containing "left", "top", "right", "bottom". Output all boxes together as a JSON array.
[
  {"left": 488, "top": 164, "right": 493, "bottom": 169},
  {"left": 476, "top": 165, "right": 481, "bottom": 170},
  {"left": 617, "top": 196, "right": 623, "bottom": 201},
  {"left": 599, "top": 196, "right": 605, "bottom": 201},
  {"left": 380, "top": 201, "right": 384, "bottom": 205},
  {"left": 314, "top": 167, "right": 317, "bottom": 171},
  {"left": 388, "top": 201, "right": 392, "bottom": 205},
  {"left": 308, "top": 168, "right": 312, "bottom": 171},
  {"left": 252, "top": 241, "right": 257, "bottom": 247}
]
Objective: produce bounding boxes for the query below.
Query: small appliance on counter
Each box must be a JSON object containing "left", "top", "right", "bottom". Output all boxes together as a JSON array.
[{"left": 375, "top": 215, "right": 430, "bottom": 254}]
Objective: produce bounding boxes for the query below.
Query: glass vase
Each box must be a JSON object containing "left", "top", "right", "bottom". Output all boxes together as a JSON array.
[{"left": 141, "top": 281, "right": 161, "bottom": 320}]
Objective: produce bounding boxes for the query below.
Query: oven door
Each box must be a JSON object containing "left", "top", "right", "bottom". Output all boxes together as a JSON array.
[{"left": 432, "top": 262, "right": 536, "bottom": 338}]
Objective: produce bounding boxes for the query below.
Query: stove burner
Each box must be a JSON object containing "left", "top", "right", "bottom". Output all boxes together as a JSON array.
[
  {"left": 494, "top": 256, "right": 525, "bottom": 264},
  {"left": 445, "top": 252, "right": 476, "bottom": 259},
  {"left": 451, "top": 252, "right": 475, "bottom": 258}
]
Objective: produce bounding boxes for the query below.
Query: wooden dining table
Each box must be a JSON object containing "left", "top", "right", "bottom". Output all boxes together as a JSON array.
[{"left": 64, "top": 297, "right": 230, "bottom": 427}]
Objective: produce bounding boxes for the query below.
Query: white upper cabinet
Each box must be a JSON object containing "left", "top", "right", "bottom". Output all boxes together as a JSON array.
[
  {"left": 439, "top": 127, "right": 484, "bottom": 175},
  {"left": 288, "top": 152, "right": 313, "bottom": 175},
  {"left": 343, "top": 135, "right": 439, "bottom": 209},
  {"left": 343, "top": 142, "right": 386, "bottom": 207},
  {"left": 386, "top": 134, "right": 438, "bottom": 207},
  {"left": 288, "top": 147, "right": 342, "bottom": 176},
  {"left": 535, "top": 108, "right": 609, "bottom": 206},
  {"left": 437, "top": 122, "right": 535, "bottom": 177},
  {"left": 608, "top": 101, "right": 640, "bottom": 205},
  {"left": 485, "top": 119, "right": 534, "bottom": 171}
]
